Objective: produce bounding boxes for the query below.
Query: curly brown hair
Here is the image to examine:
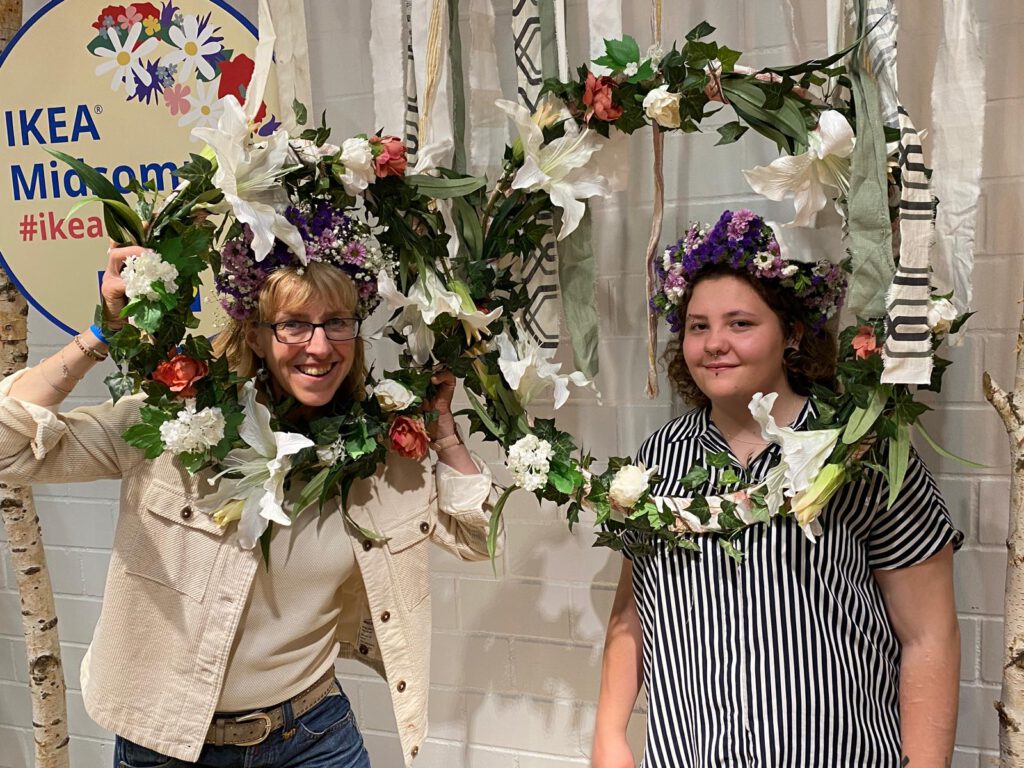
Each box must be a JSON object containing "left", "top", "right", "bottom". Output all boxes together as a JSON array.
[{"left": 664, "top": 266, "right": 838, "bottom": 407}]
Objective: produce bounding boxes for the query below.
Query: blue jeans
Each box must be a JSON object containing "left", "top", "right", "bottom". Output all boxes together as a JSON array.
[{"left": 114, "top": 687, "right": 371, "bottom": 768}]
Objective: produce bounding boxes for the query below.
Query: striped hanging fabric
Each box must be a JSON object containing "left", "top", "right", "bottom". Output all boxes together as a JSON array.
[
  {"left": 513, "top": 0, "right": 560, "bottom": 352},
  {"left": 403, "top": 0, "right": 421, "bottom": 163}
]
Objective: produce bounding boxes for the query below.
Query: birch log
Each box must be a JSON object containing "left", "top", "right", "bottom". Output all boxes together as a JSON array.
[
  {"left": 984, "top": 306, "right": 1024, "bottom": 765},
  {"left": 1, "top": 3, "right": 71, "bottom": 765}
]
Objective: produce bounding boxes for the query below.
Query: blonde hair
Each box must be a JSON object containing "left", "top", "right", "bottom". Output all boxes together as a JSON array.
[{"left": 213, "top": 262, "right": 366, "bottom": 402}]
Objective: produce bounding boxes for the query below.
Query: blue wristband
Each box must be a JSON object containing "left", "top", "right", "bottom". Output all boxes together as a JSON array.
[{"left": 88, "top": 323, "right": 109, "bottom": 346}]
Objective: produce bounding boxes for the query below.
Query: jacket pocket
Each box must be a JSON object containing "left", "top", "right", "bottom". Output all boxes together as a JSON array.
[
  {"left": 384, "top": 507, "right": 434, "bottom": 611},
  {"left": 123, "top": 479, "right": 227, "bottom": 603}
]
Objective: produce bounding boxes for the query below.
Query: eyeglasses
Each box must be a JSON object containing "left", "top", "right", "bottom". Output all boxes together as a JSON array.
[{"left": 260, "top": 318, "right": 361, "bottom": 344}]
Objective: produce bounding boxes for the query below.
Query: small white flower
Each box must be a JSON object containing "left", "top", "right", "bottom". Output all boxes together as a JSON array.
[
  {"left": 926, "top": 297, "right": 957, "bottom": 334},
  {"left": 753, "top": 252, "right": 774, "bottom": 270},
  {"left": 608, "top": 464, "right": 657, "bottom": 509},
  {"left": 316, "top": 438, "right": 347, "bottom": 466},
  {"left": 178, "top": 80, "right": 225, "bottom": 133},
  {"left": 164, "top": 13, "right": 223, "bottom": 82},
  {"left": 506, "top": 434, "right": 554, "bottom": 492},
  {"left": 624, "top": 62, "right": 639, "bottom": 77},
  {"left": 93, "top": 23, "right": 159, "bottom": 97},
  {"left": 781, "top": 264, "right": 799, "bottom": 278},
  {"left": 338, "top": 137, "right": 376, "bottom": 195},
  {"left": 642, "top": 84, "right": 682, "bottom": 129},
  {"left": 159, "top": 400, "right": 225, "bottom": 454},
  {"left": 373, "top": 379, "right": 417, "bottom": 412},
  {"left": 122, "top": 249, "right": 179, "bottom": 301},
  {"left": 645, "top": 43, "right": 665, "bottom": 67}
]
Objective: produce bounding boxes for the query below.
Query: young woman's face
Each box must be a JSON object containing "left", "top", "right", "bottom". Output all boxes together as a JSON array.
[
  {"left": 247, "top": 295, "right": 358, "bottom": 409},
  {"left": 682, "top": 274, "right": 794, "bottom": 408}
]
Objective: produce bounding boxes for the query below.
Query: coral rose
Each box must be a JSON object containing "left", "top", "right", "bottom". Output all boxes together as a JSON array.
[
  {"left": 387, "top": 415, "right": 430, "bottom": 460},
  {"left": 851, "top": 325, "right": 879, "bottom": 360},
  {"left": 370, "top": 136, "right": 408, "bottom": 178},
  {"left": 152, "top": 354, "right": 209, "bottom": 398},
  {"left": 583, "top": 72, "right": 623, "bottom": 122}
]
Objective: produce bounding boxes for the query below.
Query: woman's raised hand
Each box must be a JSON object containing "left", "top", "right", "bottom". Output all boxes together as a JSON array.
[{"left": 100, "top": 242, "right": 143, "bottom": 330}]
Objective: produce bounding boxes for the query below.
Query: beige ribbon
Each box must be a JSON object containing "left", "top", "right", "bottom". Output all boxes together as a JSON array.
[
  {"left": 644, "top": 0, "right": 664, "bottom": 398},
  {"left": 419, "top": 0, "right": 445, "bottom": 136}
]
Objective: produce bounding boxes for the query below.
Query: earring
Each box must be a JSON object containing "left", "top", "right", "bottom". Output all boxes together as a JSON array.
[{"left": 256, "top": 360, "right": 269, "bottom": 382}]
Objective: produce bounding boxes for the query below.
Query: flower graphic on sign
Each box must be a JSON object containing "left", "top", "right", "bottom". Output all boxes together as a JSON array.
[{"left": 86, "top": 3, "right": 276, "bottom": 133}]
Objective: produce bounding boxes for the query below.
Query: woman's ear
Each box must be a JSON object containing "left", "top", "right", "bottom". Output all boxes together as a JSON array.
[
  {"left": 244, "top": 322, "right": 264, "bottom": 359},
  {"left": 787, "top": 321, "right": 805, "bottom": 350}
]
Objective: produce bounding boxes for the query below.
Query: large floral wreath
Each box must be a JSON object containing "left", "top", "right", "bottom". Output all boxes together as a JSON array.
[{"left": 54, "top": 21, "right": 969, "bottom": 561}]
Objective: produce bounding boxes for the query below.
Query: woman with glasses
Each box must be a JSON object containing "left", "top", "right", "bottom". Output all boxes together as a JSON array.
[{"left": 0, "top": 245, "right": 495, "bottom": 768}]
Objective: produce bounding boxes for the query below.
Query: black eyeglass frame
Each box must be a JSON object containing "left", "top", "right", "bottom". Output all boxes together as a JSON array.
[{"left": 259, "top": 318, "right": 362, "bottom": 345}]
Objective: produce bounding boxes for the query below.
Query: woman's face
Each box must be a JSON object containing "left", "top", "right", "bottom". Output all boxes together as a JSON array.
[
  {"left": 247, "top": 295, "right": 358, "bottom": 409},
  {"left": 682, "top": 274, "right": 794, "bottom": 408}
]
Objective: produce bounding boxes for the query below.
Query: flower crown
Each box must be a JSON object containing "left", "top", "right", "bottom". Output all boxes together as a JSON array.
[
  {"left": 652, "top": 209, "right": 847, "bottom": 334},
  {"left": 215, "top": 201, "right": 398, "bottom": 321}
]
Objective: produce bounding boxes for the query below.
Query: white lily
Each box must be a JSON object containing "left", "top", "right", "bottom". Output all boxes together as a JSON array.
[
  {"left": 742, "top": 110, "right": 855, "bottom": 228},
  {"left": 495, "top": 99, "right": 609, "bottom": 240},
  {"left": 198, "top": 381, "right": 314, "bottom": 550},
  {"left": 377, "top": 269, "right": 463, "bottom": 365},
  {"left": 192, "top": 97, "right": 306, "bottom": 262},
  {"left": 748, "top": 392, "right": 841, "bottom": 496},
  {"left": 494, "top": 332, "right": 591, "bottom": 410}
]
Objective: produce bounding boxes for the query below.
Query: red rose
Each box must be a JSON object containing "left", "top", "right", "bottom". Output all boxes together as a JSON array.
[
  {"left": 152, "top": 354, "right": 209, "bottom": 398},
  {"left": 217, "top": 54, "right": 267, "bottom": 123},
  {"left": 583, "top": 72, "right": 623, "bottom": 122},
  {"left": 370, "top": 136, "right": 408, "bottom": 178},
  {"left": 387, "top": 415, "right": 430, "bottom": 460},
  {"left": 851, "top": 325, "right": 880, "bottom": 360},
  {"left": 92, "top": 5, "right": 127, "bottom": 30}
]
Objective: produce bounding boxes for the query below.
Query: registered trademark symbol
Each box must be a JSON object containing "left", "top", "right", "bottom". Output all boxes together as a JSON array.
[{"left": 94, "top": 105, "right": 103, "bottom": 114}]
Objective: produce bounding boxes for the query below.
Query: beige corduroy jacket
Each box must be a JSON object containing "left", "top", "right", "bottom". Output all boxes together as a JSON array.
[{"left": 0, "top": 371, "right": 496, "bottom": 765}]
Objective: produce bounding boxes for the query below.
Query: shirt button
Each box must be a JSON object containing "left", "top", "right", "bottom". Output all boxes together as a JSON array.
[
  {"left": 180, "top": 506, "right": 193, "bottom": 520},
  {"left": 411, "top": 746, "right": 419, "bottom": 757},
  {"left": 396, "top": 680, "right": 406, "bottom": 693},
  {"left": 419, "top": 521, "right": 429, "bottom": 533},
  {"left": 381, "top": 611, "right": 391, "bottom": 622},
  {"left": 358, "top": 644, "right": 369, "bottom": 655},
  {"left": 362, "top": 540, "right": 373, "bottom": 551}
]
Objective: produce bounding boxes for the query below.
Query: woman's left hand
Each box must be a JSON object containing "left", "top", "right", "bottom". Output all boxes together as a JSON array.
[{"left": 424, "top": 369, "right": 457, "bottom": 439}]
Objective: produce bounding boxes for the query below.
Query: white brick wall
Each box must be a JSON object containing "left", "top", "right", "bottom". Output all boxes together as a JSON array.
[{"left": 0, "top": 1, "right": 1020, "bottom": 766}]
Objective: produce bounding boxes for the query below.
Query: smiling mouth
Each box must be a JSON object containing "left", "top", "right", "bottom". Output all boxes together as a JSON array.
[{"left": 296, "top": 363, "right": 336, "bottom": 378}]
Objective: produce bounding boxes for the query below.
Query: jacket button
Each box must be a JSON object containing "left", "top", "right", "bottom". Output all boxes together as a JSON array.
[
  {"left": 362, "top": 540, "right": 373, "bottom": 551},
  {"left": 396, "top": 680, "right": 406, "bottom": 693},
  {"left": 380, "top": 611, "right": 391, "bottom": 622},
  {"left": 411, "top": 746, "right": 419, "bottom": 757},
  {"left": 358, "top": 644, "right": 369, "bottom": 655},
  {"left": 419, "top": 521, "right": 429, "bottom": 534},
  {"left": 180, "top": 506, "right": 193, "bottom": 520}
]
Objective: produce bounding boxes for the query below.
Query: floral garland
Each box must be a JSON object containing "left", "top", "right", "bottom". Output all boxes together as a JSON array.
[{"left": 50, "top": 20, "right": 960, "bottom": 562}]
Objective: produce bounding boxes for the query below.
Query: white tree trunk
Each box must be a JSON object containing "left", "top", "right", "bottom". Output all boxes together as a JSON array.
[
  {"left": 984, "top": 302, "right": 1024, "bottom": 766},
  {"left": 1, "top": 6, "right": 71, "bottom": 765}
]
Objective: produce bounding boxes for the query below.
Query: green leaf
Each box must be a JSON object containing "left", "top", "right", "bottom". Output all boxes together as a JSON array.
[
  {"left": 913, "top": 422, "right": 988, "bottom": 469},
  {"left": 293, "top": 99, "right": 308, "bottom": 126},
  {"left": 487, "top": 485, "right": 516, "bottom": 564},
  {"left": 886, "top": 423, "right": 910, "bottom": 510},
  {"left": 405, "top": 174, "right": 486, "bottom": 199},
  {"left": 680, "top": 465, "right": 711, "bottom": 491},
  {"left": 705, "top": 452, "right": 732, "bottom": 468},
  {"left": 464, "top": 388, "right": 505, "bottom": 440},
  {"left": 842, "top": 385, "right": 890, "bottom": 445},
  {"left": 46, "top": 149, "right": 145, "bottom": 244},
  {"left": 718, "top": 537, "right": 744, "bottom": 563},
  {"left": 295, "top": 467, "right": 331, "bottom": 514},
  {"left": 602, "top": 36, "right": 641, "bottom": 67},
  {"left": 716, "top": 121, "right": 748, "bottom": 145},
  {"left": 685, "top": 21, "right": 716, "bottom": 41}
]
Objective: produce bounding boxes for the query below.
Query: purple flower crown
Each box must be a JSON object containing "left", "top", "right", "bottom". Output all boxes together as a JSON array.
[
  {"left": 215, "top": 201, "right": 398, "bottom": 321},
  {"left": 652, "top": 209, "right": 848, "bottom": 334}
]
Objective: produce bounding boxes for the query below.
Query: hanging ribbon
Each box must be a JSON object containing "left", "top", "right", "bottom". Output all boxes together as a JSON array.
[
  {"left": 643, "top": 0, "right": 664, "bottom": 398},
  {"left": 930, "top": 0, "right": 985, "bottom": 315},
  {"left": 370, "top": 0, "right": 407, "bottom": 135},
  {"left": 268, "top": 0, "right": 312, "bottom": 134},
  {"left": 466, "top": 0, "right": 504, "bottom": 178},
  {"left": 409, "top": 0, "right": 454, "bottom": 167}
]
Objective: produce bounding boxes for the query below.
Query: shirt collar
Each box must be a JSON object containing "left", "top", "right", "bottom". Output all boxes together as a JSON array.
[{"left": 672, "top": 396, "right": 817, "bottom": 442}]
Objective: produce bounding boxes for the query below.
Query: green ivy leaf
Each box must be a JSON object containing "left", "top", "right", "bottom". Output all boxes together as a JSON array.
[
  {"left": 685, "top": 21, "right": 716, "bottom": 41},
  {"left": 716, "top": 121, "right": 749, "bottom": 145}
]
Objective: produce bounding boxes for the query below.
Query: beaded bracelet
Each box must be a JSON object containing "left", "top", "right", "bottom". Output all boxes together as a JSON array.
[{"left": 74, "top": 333, "right": 108, "bottom": 362}]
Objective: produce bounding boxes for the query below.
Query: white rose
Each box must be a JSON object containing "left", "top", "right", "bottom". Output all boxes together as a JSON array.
[
  {"left": 642, "top": 85, "right": 682, "bottom": 129},
  {"left": 373, "top": 379, "right": 417, "bottom": 412},
  {"left": 291, "top": 138, "right": 340, "bottom": 166},
  {"left": 608, "top": 464, "right": 656, "bottom": 509},
  {"left": 926, "top": 297, "right": 957, "bottom": 334},
  {"left": 338, "top": 137, "right": 375, "bottom": 195}
]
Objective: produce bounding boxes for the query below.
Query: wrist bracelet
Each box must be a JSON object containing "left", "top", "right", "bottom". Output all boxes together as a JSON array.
[
  {"left": 431, "top": 433, "right": 462, "bottom": 452},
  {"left": 88, "top": 323, "right": 109, "bottom": 346},
  {"left": 74, "top": 333, "right": 108, "bottom": 362}
]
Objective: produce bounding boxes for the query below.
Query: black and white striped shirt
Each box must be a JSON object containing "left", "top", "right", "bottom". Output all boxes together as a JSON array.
[{"left": 628, "top": 403, "right": 961, "bottom": 768}]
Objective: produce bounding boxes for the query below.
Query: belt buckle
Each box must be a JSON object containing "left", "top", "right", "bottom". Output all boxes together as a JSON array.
[{"left": 233, "top": 711, "right": 273, "bottom": 746}]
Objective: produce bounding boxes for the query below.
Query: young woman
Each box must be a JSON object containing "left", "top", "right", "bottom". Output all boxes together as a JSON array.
[
  {"left": 592, "top": 210, "right": 961, "bottom": 768},
  {"left": 0, "top": 245, "right": 495, "bottom": 767}
]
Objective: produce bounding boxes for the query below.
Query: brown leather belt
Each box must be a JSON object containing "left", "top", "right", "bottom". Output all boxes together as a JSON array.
[{"left": 205, "top": 668, "right": 337, "bottom": 747}]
